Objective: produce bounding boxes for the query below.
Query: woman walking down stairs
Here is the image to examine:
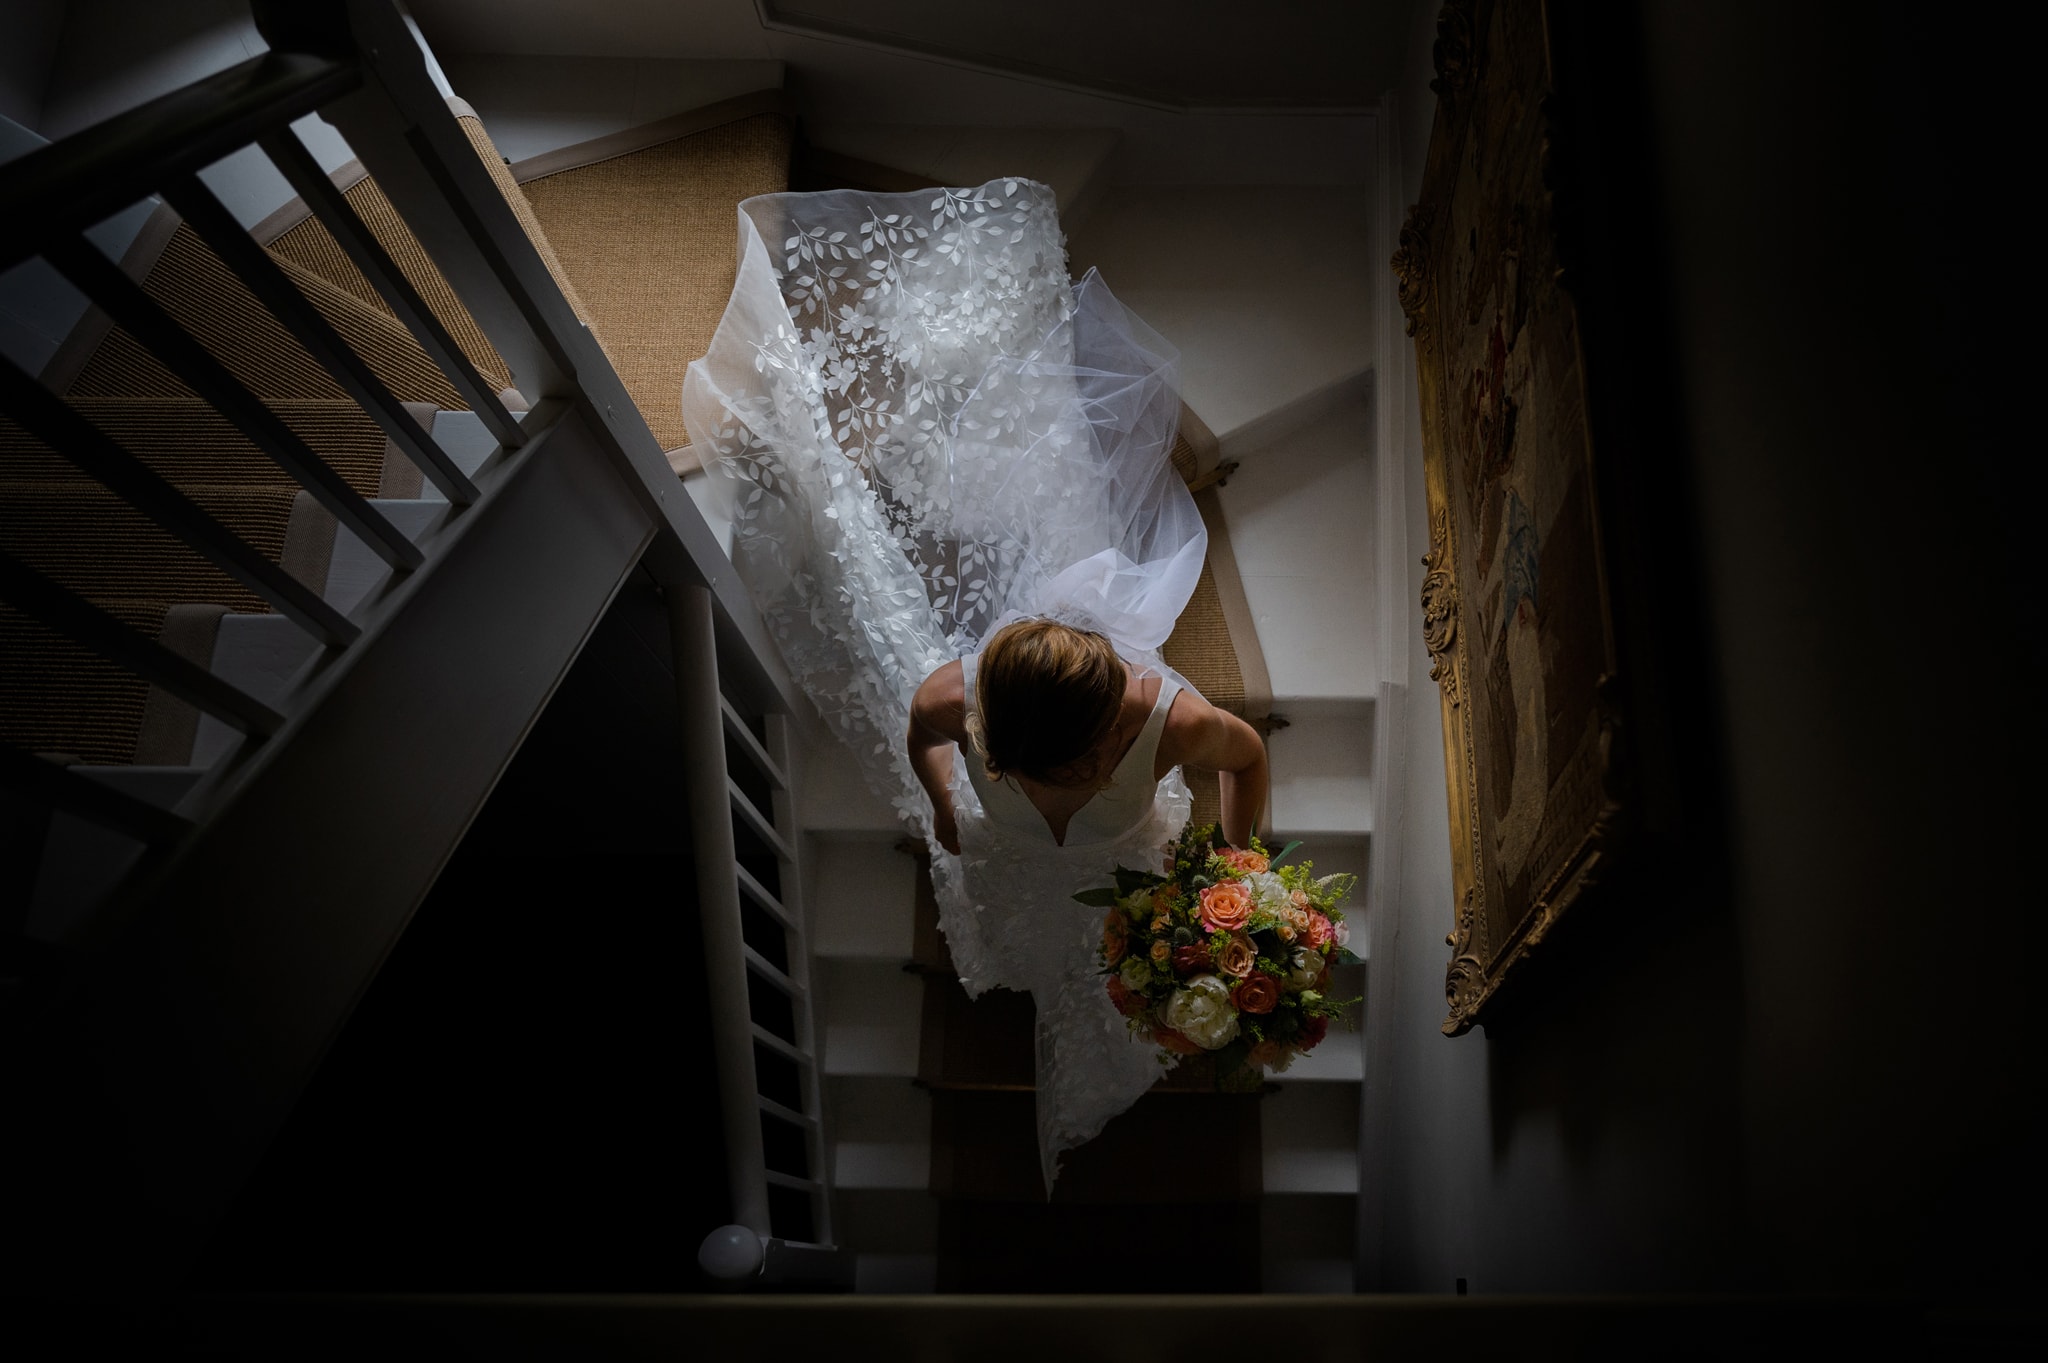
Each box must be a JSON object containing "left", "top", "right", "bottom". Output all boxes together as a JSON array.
[{"left": 1, "top": 2, "right": 1300, "bottom": 1300}]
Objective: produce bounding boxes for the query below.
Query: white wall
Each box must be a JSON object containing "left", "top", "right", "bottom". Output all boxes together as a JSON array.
[
  {"left": 410, "top": 0, "right": 1371, "bottom": 188},
  {"left": 1359, "top": 0, "right": 1754, "bottom": 1295},
  {"left": 1359, "top": 0, "right": 2042, "bottom": 1298}
]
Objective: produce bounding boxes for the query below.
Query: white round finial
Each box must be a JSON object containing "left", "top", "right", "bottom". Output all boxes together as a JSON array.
[{"left": 697, "top": 1225, "right": 766, "bottom": 1285}]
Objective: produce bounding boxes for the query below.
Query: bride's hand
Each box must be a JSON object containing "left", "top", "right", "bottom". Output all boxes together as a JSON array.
[{"left": 933, "top": 805, "right": 962, "bottom": 856}]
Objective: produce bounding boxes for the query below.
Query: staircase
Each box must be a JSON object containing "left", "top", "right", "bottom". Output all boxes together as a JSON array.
[
  {"left": 0, "top": 0, "right": 822, "bottom": 1286},
  {"left": 2, "top": 0, "right": 1382, "bottom": 1299}
]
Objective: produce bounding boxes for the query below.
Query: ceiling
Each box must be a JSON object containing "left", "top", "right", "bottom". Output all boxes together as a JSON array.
[
  {"left": 759, "top": 0, "right": 1407, "bottom": 110},
  {"left": 407, "top": 0, "right": 1413, "bottom": 112}
]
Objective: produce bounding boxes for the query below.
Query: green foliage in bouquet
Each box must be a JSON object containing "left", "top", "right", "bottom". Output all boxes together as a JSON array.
[{"left": 1078, "top": 822, "right": 1363, "bottom": 1089}]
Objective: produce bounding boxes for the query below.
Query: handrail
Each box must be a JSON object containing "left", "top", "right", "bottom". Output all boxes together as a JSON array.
[
  {"left": 0, "top": 52, "right": 359, "bottom": 274},
  {"left": 0, "top": 0, "right": 837, "bottom": 1278}
]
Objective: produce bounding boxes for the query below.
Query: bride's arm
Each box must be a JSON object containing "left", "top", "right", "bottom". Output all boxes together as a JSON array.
[
  {"left": 907, "top": 662, "right": 969, "bottom": 855},
  {"left": 1161, "top": 696, "right": 1269, "bottom": 850}
]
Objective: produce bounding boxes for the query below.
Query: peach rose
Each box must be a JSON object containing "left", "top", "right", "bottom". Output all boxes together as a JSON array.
[
  {"left": 1274, "top": 904, "right": 1310, "bottom": 943},
  {"left": 1289, "top": 889, "right": 1312, "bottom": 913},
  {"left": 1149, "top": 938, "right": 1172, "bottom": 965},
  {"left": 1302, "top": 912, "right": 1334, "bottom": 951},
  {"left": 1199, "top": 880, "right": 1254, "bottom": 933},
  {"left": 1101, "top": 911, "right": 1127, "bottom": 965},
  {"left": 1218, "top": 847, "right": 1270, "bottom": 876},
  {"left": 1232, "top": 973, "right": 1280, "bottom": 1015},
  {"left": 1214, "top": 932, "right": 1256, "bottom": 979}
]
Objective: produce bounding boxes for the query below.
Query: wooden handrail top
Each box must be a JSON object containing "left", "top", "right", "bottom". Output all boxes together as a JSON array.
[{"left": 0, "top": 51, "right": 359, "bottom": 274}]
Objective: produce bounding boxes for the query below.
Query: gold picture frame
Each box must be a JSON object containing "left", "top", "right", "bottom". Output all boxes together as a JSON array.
[{"left": 1393, "top": 0, "right": 1623, "bottom": 1035}]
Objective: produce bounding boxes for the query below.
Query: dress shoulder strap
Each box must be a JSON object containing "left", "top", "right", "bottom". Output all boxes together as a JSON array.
[
  {"left": 1114, "top": 676, "right": 1181, "bottom": 781},
  {"left": 958, "top": 653, "right": 979, "bottom": 719}
]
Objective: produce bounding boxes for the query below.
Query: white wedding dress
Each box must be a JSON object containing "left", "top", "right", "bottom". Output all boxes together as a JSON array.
[{"left": 682, "top": 178, "right": 1207, "bottom": 1190}]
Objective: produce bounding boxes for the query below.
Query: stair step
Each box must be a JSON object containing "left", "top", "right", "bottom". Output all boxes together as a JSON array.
[
  {"left": 1267, "top": 710, "right": 1373, "bottom": 838},
  {"left": 797, "top": 123, "right": 1119, "bottom": 234},
  {"left": 798, "top": 739, "right": 901, "bottom": 835},
  {"left": 810, "top": 837, "right": 917, "bottom": 960},
  {"left": 188, "top": 612, "right": 324, "bottom": 767},
  {"left": 826, "top": 1075, "right": 931, "bottom": 1191},
  {"left": 22, "top": 765, "right": 203, "bottom": 942},
  {"left": 1211, "top": 385, "right": 1379, "bottom": 704},
  {"left": 817, "top": 958, "right": 923, "bottom": 1078},
  {"left": 1261, "top": 1084, "right": 1360, "bottom": 1195},
  {"left": 321, "top": 497, "right": 454, "bottom": 617},
  {"left": 931, "top": 1087, "right": 1262, "bottom": 1204},
  {"left": 1261, "top": 1193, "right": 1359, "bottom": 1293},
  {"left": 937, "top": 1196, "right": 1261, "bottom": 1292},
  {"left": 405, "top": 410, "right": 500, "bottom": 502}
]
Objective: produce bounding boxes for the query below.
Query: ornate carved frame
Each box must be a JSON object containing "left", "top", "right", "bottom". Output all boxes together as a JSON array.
[{"left": 1394, "top": 0, "right": 1624, "bottom": 1035}]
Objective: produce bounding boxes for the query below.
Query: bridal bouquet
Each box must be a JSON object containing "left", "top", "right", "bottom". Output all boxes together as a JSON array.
[{"left": 1079, "top": 824, "right": 1360, "bottom": 1088}]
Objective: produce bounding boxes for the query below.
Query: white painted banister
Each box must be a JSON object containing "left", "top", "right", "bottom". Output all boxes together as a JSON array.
[
  {"left": 673, "top": 583, "right": 774, "bottom": 1239},
  {"left": 0, "top": 0, "right": 838, "bottom": 1274}
]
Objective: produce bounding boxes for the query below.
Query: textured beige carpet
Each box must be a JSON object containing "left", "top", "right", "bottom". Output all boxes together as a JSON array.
[
  {"left": 519, "top": 111, "right": 794, "bottom": 456},
  {"left": 4, "top": 101, "right": 583, "bottom": 765}
]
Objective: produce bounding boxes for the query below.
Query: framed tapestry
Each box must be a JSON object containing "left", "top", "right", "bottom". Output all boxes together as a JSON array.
[{"left": 1393, "top": 0, "right": 1623, "bottom": 1035}]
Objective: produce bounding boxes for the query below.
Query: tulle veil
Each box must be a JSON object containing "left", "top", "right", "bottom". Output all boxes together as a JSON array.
[{"left": 683, "top": 178, "right": 1206, "bottom": 1189}]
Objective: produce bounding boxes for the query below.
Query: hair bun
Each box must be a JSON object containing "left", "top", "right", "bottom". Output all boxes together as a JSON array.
[{"left": 974, "top": 618, "right": 1126, "bottom": 786}]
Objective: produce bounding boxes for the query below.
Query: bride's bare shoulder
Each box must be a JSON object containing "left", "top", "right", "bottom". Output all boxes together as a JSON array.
[{"left": 910, "top": 659, "right": 968, "bottom": 736}]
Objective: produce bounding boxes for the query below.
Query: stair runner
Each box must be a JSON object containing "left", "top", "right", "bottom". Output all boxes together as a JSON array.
[
  {"left": 0, "top": 95, "right": 787, "bottom": 765},
  {"left": 906, "top": 847, "right": 1264, "bottom": 1291}
]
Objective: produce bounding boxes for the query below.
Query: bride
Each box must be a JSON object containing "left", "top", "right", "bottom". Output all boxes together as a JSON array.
[{"left": 682, "top": 176, "right": 1267, "bottom": 1188}]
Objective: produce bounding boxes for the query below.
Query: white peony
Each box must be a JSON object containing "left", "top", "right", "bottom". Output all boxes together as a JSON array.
[
  {"left": 1163, "top": 974, "right": 1241, "bottom": 1050},
  {"left": 1285, "top": 949, "right": 1326, "bottom": 990},
  {"left": 1244, "top": 871, "right": 1289, "bottom": 911}
]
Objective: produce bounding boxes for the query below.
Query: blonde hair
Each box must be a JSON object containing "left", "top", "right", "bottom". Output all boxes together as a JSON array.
[{"left": 968, "top": 619, "right": 1126, "bottom": 787}]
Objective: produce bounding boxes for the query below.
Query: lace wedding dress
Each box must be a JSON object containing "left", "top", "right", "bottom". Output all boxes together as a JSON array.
[{"left": 682, "top": 178, "right": 1207, "bottom": 1190}]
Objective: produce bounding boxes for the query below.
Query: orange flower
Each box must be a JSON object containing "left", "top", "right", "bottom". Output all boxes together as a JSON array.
[
  {"left": 1214, "top": 932, "right": 1256, "bottom": 979},
  {"left": 1155, "top": 1027, "right": 1205, "bottom": 1056},
  {"left": 1218, "top": 847, "right": 1270, "bottom": 876},
  {"left": 1232, "top": 973, "right": 1280, "bottom": 1015},
  {"left": 1199, "top": 880, "right": 1254, "bottom": 933},
  {"left": 1303, "top": 911, "right": 1335, "bottom": 951},
  {"left": 1149, "top": 938, "right": 1173, "bottom": 965},
  {"left": 1106, "top": 976, "right": 1148, "bottom": 1018},
  {"left": 1101, "top": 911, "right": 1127, "bottom": 966}
]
